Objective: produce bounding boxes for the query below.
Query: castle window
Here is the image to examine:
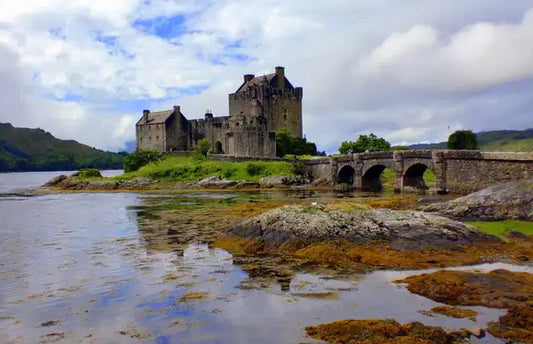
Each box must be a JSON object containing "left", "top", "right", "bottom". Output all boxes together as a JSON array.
[
  {"left": 156, "top": 136, "right": 159, "bottom": 140},
  {"left": 149, "top": 136, "right": 152, "bottom": 141}
]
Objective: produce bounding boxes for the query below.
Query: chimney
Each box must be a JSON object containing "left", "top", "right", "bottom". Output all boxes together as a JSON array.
[
  {"left": 173, "top": 105, "right": 180, "bottom": 113},
  {"left": 244, "top": 74, "right": 255, "bottom": 83},
  {"left": 143, "top": 110, "right": 150, "bottom": 123},
  {"left": 275, "top": 66, "right": 285, "bottom": 89}
]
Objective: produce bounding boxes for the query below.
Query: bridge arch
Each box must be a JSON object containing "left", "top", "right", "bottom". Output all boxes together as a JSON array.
[
  {"left": 403, "top": 162, "right": 433, "bottom": 190},
  {"left": 362, "top": 164, "right": 388, "bottom": 191},
  {"left": 337, "top": 165, "right": 355, "bottom": 186}
]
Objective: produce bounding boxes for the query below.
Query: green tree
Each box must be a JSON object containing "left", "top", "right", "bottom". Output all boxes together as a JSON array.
[
  {"left": 275, "top": 129, "right": 319, "bottom": 157},
  {"left": 193, "top": 138, "right": 211, "bottom": 159},
  {"left": 339, "top": 133, "right": 391, "bottom": 154},
  {"left": 447, "top": 130, "right": 478, "bottom": 150},
  {"left": 122, "top": 149, "right": 160, "bottom": 172}
]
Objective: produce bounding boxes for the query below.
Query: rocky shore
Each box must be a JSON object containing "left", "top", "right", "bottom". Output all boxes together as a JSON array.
[{"left": 422, "top": 179, "right": 533, "bottom": 220}]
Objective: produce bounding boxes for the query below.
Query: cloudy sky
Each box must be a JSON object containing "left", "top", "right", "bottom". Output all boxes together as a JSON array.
[{"left": 1, "top": 1, "right": 532, "bottom": 153}]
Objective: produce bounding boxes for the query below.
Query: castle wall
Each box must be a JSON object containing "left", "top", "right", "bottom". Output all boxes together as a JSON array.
[
  {"left": 136, "top": 122, "right": 166, "bottom": 152},
  {"left": 269, "top": 87, "right": 303, "bottom": 138}
]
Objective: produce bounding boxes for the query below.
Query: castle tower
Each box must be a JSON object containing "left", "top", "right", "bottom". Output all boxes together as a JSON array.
[{"left": 228, "top": 66, "right": 303, "bottom": 138}]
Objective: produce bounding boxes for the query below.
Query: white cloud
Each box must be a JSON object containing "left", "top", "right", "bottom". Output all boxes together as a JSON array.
[{"left": 0, "top": 0, "right": 532, "bottom": 153}]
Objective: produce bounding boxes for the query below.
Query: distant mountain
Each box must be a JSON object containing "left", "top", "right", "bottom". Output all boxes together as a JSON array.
[
  {"left": 408, "top": 129, "right": 533, "bottom": 151},
  {"left": 0, "top": 123, "right": 126, "bottom": 172},
  {"left": 124, "top": 140, "right": 137, "bottom": 153}
]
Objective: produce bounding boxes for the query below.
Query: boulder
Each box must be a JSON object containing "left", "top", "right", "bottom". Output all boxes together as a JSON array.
[
  {"left": 229, "top": 204, "right": 498, "bottom": 248},
  {"left": 422, "top": 179, "right": 533, "bottom": 220},
  {"left": 44, "top": 174, "right": 68, "bottom": 186}
]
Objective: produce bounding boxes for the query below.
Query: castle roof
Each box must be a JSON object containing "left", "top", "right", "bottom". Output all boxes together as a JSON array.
[
  {"left": 136, "top": 110, "right": 174, "bottom": 125},
  {"left": 235, "top": 73, "right": 294, "bottom": 93}
]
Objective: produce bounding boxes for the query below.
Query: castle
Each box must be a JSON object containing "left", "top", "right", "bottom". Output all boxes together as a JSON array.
[{"left": 135, "top": 67, "right": 303, "bottom": 157}]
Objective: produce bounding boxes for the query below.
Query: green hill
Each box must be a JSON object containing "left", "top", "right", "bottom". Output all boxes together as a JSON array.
[
  {"left": 408, "top": 129, "right": 533, "bottom": 152},
  {"left": 0, "top": 123, "right": 125, "bottom": 172}
]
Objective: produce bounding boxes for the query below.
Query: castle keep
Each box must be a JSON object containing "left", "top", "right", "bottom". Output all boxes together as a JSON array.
[{"left": 135, "top": 66, "right": 303, "bottom": 157}]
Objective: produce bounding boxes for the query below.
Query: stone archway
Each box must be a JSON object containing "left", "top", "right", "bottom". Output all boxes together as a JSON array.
[
  {"left": 337, "top": 165, "right": 355, "bottom": 186},
  {"left": 362, "top": 165, "right": 387, "bottom": 191},
  {"left": 403, "top": 163, "right": 431, "bottom": 190},
  {"left": 215, "top": 141, "right": 224, "bottom": 154}
]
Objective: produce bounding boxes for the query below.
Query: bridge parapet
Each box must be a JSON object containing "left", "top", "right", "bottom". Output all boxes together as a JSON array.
[{"left": 301, "top": 150, "right": 533, "bottom": 194}]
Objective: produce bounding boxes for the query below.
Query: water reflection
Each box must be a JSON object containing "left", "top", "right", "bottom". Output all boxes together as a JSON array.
[{"left": 0, "top": 187, "right": 523, "bottom": 343}]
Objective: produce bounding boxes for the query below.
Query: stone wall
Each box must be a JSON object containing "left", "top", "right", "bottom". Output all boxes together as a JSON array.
[
  {"left": 304, "top": 150, "right": 533, "bottom": 194},
  {"left": 442, "top": 151, "right": 533, "bottom": 193},
  {"left": 136, "top": 121, "right": 166, "bottom": 152}
]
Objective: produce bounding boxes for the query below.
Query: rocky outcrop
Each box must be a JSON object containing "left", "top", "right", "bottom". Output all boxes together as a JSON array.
[
  {"left": 422, "top": 179, "right": 533, "bottom": 220},
  {"left": 44, "top": 175, "right": 156, "bottom": 190},
  {"left": 229, "top": 204, "right": 498, "bottom": 249}
]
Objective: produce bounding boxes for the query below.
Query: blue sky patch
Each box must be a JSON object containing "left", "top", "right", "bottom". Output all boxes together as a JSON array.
[{"left": 132, "top": 15, "right": 187, "bottom": 39}]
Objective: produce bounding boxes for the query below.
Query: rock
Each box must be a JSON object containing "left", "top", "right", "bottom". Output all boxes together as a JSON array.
[
  {"left": 44, "top": 175, "right": 68, "bottom": 186},
  {"left": 196, "top": 176, "right": 237, "bottom": 188},
  {"left": 229, "top": 204, "right": 498, "bottom": 248},
  {"left": 422, "top": 179, "right": 533, "bottom": 220},
  {"left": 259, "top": 175, "right": 286, "bottom": 187},
  {"left": 461, "top": 327, "right": 485, "bottom": 339}
]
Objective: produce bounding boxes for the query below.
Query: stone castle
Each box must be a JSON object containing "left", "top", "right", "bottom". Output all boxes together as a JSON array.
[{"left": 135, "top": 66, "right": 303, "bottom": 157}]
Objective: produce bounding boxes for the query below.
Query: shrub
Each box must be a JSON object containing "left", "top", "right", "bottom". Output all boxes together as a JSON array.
[
  {"left": 291, "top": 160, "right": 307, "bottom": 177},
  {"left": 195, "top": 138, "right": 211, "bottom": 157},
  {"left": 72, "top": 168, "right": 102, "bottom": 178},
  {"left": 246, "top": 162, "right": 266, "bottom": 176},
  {"left": 122, "top": 149, "right": 160, "bottom": 172}
]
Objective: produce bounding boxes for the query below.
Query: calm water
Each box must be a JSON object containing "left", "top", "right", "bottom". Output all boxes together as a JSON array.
[{"left": 0, "top": 172, "right": 529, "bottom": 343}]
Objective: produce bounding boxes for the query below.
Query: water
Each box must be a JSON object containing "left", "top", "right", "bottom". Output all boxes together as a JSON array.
[
  {"left": 0, "top": 170, "right": 123, "bottom": 194},
  {"left": 0, "top": 172, "right": 529, "bottom": 343}
]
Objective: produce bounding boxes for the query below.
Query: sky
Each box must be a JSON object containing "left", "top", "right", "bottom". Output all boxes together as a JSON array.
[{"left": 0, "top": 0, "right": 532, "bottom": 153}]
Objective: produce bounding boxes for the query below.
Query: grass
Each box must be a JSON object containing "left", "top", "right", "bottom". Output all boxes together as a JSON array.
[
  {"left": 113, "top": 155, "right": 296, "bottom": 182},
  {"left": 481, "top": 138, "right": 533, "bottom": 152},
  {"left": 466, "top": 221, "right": 533, "bottom": 238},
  {"left": 381, "top": 168, "right": 436, "bottom": 186}
]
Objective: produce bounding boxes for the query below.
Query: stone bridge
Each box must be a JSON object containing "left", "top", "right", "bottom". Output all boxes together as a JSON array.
[{"left": 302, "top": 150, "right": 533, "bottom": 194}]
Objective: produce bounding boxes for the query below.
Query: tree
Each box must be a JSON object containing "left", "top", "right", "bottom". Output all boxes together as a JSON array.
[
  {"left": 193, "top": 138, "right": 211, "bottom": 159},
  {"left": 447, "top": 130, "right": 478, "bottom": 150},
  {"left": 122, "top": 149, "right": 160, "bottom": 172},
  {"left": 338, "top": 133, "right": 391, "bottom": 154},
  {"left": 275, "top": 129, "right": 320, "bottom": 157}
]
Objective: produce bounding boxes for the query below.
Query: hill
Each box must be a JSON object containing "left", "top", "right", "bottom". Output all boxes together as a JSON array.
[
  {"left": 0, "top": 123, "right": 125, "bottom": 172},
  {"left": 408, "top": 129, "right": 533, "bottom": 151}
]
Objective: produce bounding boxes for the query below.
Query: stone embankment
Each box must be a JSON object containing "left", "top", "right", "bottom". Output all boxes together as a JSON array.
[
  {"left": 422, "top": 179, "right": 533, "bottom": 220},
  {"left": 229, "top": 204, "right": 497, "bottom": 249}
]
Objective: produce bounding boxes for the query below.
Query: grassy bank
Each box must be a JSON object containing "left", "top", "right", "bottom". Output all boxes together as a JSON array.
[
  {"left": 113, "top": 155, "right": 297, "bottom": 182},
  {"left": 466, "top": 221, "right": 533, "bottom": 238}
]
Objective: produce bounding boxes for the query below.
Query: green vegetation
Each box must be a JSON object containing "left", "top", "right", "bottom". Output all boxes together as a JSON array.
[
  {"left": 409, "top": 129, "right": 533, "bottom": 151},
  {"left": 194, "top": 138, "right": 211, "bottom": 158},
  {"left": 116, "top": 155, "right": 296, "bottom": 182},
  {"left": 275, "top": 129, "right": 322, "bottom": 157},
  {"left": 466, "top": 221, "right": 533, "bottom": 238},
  {"left": 480, "top": 138, "right": 533, "bottom": 152},
  {"left": 381, "top": 168, "right": 436, "bottom": 187},
  {"left": 122, "top": 149, "right": 161, "bottom": 172},
  {"left": 447, "top": 130, "right": 478, "bottom": 150},
  {"left": 72, "top": 168, "right": 102, "bottom": 179},
  {"left": 0, "top": 122, "right": 124, "bottom": 171},
  {"left": 339, "top": 133, "right": 391, "bottom": 154}
]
